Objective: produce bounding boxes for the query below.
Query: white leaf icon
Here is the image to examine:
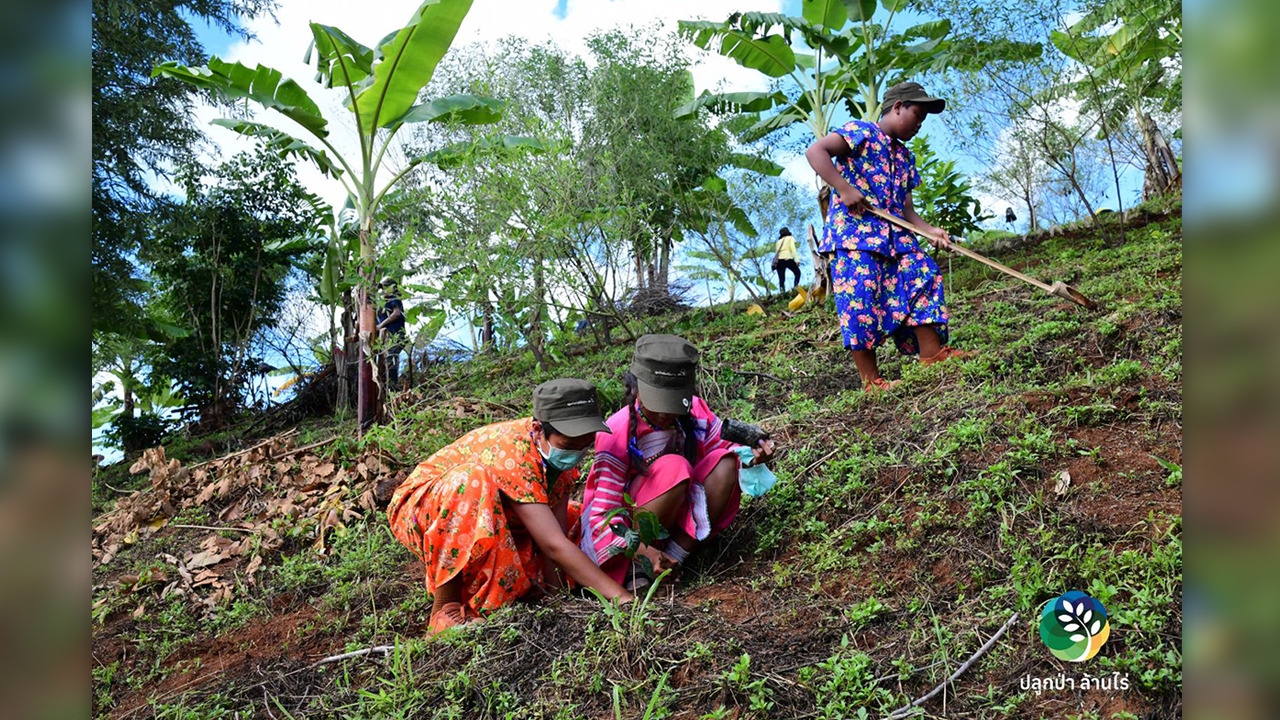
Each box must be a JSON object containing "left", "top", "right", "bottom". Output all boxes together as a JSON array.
[
  {"left": 1070, "top": 634, "right": 1086, "bottom": 643},
  {"left": 1064, "top": 623, "right": 1079, "bottom": 631},
  {"left": 1091, "top": 620, "right": 1101, "bottom": 635},
  {"left": 1063, "top": 601, "right": 1075, "bottom": 615},
  {"left": 1058, "top": 615, "right": 1073, "bottom": 623},
  {"left": 1083, "top": 610, "right": 1093, "bottom": 623}
]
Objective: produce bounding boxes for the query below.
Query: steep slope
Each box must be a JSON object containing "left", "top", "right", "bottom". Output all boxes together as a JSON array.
[{"left": 92, "top": 207, "right": 1182, "bottom": 719}]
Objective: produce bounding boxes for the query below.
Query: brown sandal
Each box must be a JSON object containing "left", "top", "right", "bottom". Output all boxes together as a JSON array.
[{"left": 920, "top": 346, "right": 975, "bottom": 366}]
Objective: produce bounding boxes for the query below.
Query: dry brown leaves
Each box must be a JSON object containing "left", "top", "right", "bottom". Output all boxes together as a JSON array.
[{"left": 91, "top": 432, "right": 408, "bottom": 616}]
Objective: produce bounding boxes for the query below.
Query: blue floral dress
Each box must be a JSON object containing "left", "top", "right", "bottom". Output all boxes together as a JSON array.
[{"left": 822, "top": 120, "right": 949, "bottom": 355}]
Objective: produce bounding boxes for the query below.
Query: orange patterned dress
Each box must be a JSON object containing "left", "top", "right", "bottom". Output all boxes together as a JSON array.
[{"left": 387, "top": 418, "right": 581, "bottom": 614}]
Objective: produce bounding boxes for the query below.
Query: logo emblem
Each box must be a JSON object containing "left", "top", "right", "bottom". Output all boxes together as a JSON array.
[{"left": 1039, "top": 591, "right": 1110, "bottom": 662}]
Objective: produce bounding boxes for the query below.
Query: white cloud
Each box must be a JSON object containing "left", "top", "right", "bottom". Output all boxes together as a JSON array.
[{"left": 190, "top": 0, "right": 782, "bottom": 208}]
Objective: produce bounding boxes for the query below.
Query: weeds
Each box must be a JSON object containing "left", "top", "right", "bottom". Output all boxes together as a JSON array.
[{"left": 801, "top": 635, "right": 896, "bottom": 719}]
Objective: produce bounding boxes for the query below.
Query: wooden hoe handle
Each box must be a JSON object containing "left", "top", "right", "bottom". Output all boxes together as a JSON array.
[{"left": 864, "top": 206, "right": 1055, "bottom": 293}]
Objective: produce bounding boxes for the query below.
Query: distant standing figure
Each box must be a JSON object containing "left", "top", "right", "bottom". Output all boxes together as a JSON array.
[
  {"left": 1005, "top": 207, "right": 1017, "bottom": 227},
  {"left": 376, "top": 276, "right": 407, "bottom": 389},
  {"left": 773, "top": 227, "right": 802, "bottom": 293}
]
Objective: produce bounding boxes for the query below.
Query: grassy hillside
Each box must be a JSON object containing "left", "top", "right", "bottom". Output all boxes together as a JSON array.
[{"left": 92, "top": 205, "right": 1182, "bottom": 719}]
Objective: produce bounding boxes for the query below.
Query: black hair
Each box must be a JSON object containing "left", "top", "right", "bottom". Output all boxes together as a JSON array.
[
  {"left": 538, "top": 420, "right": 560, "bottom": 439},
  {"left": 621, "top": 371, "right": 698, "bottom": 473},
  {"left": 778, "top": 227, "right": 791, "bottom": 238}
]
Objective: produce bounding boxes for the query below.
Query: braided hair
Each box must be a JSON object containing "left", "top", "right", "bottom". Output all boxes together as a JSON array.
[{"left": 621, "top": 371, "right": 698, "bottom": 474}]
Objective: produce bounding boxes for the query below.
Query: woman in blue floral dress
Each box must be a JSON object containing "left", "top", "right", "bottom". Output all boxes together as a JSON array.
[{"left": 805, "top": 81, "right": 973, "bottom": 391}]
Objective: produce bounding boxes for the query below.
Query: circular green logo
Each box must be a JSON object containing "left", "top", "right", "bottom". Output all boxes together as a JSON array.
[{"left": 1039, "top": 591, "right": 1110, "bottom": 662}]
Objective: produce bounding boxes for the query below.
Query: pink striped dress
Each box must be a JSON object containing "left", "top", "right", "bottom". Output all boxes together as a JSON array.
[{"left": 579, "top": 396, "right": 742, "bottom": 581}]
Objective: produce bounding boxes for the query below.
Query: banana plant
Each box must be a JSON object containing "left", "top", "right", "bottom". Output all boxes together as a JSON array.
[
  {"left": 678, "top": 0, "right": 1039, "bottom": 209},
  {"left": 680, "top": 0, "right": 1040, "bottom": 132},
  {"left": 155, "top": 0, "right": 505, "bottom": 432},
  {"left": 1048, "top": 0, "right": 1181, "bottom": 198}
]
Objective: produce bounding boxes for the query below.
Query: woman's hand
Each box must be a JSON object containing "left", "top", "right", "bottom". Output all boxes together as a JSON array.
[{"left": 750, "top": 438, "right": 776, "bottom": 466}]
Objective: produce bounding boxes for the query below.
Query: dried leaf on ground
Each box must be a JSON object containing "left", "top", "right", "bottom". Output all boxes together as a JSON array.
[{"left": 185, "top": 549, "right": 228, "bottom": 569}]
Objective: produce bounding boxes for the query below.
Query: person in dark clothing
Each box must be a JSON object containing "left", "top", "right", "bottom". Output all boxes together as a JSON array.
[
  {"left": 772, "top": 227, "right": 802, "bottom": 293},
  {"left": 376, "top": 276, "right": 407, "bottom": 389}
]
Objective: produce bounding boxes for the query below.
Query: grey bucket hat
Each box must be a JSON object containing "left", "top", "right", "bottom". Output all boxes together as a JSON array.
[
  {"left": 533, "top": 378, "right": 611, "bottom": 437},
  {"left": 630, "top": 334, "right": 699, "bottom": 415}
]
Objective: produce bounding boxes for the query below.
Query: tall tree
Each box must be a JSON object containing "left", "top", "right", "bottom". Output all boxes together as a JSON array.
[
  {"left": 583, "top": 27, "right": 736, "bottom": 293},
  {"left": 400, "top": 31, "right": 766, "bottom": 365},
  {"left": 981, "top": 124, "right": 1051, "bottom": 232},
  {"left": 1049, "top": 0, "right": 1181, "bottom": 199},
  {"left": 92, "top": 0, "right": 275, "bottom": 339}
]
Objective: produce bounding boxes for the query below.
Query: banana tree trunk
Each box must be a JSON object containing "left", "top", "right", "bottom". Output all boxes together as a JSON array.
[
  {"left": 356, "top": 226, "right": 378, "bottom": 433},
  {"left": 329, "top": 298, "right": 342, "bottom": 410},
  {"left": 810, "top": 180, "right": 833, "bottom": 302},
  {"left": 357, "top": 284, "right": 377, "bottom": 431},
  {"left": 336, "top": 288, "right": 354, "bottom": 413},
  {"left": 817, "top": 182, "right": 831, "bottom": 223},
  {"left": 1137, "top": 111, "right": 1181, "bottom": 200}
]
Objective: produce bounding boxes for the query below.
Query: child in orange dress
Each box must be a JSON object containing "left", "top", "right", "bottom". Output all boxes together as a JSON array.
[{"left": 388, "top": 379, "right": 632, "bottom": 634}]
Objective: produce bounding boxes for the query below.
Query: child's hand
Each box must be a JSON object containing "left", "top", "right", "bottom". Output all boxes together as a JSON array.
[
  {"left": 750, "top": 438, "right": 776, "bottom": 466},
  {"left": 637, "top": 544, "right": 680, "bottom": 575},
  {"left": 928, "top": 227, "right": 953, "bottom": 252},
  {"left": 635, "top": 543, "right": 661, "bottom": 571},
  {"left": 837, "top": 187, "right": 870, "bottom": 214}
]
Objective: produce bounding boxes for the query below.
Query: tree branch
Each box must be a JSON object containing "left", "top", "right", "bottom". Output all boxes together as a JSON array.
[{"left": 887, "top": 612, "right": 1020, "bottom": 719}]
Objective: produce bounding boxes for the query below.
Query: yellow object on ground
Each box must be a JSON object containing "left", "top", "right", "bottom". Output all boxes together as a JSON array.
[
  {"left": 274, "top": 373, "right": 308, "bottom": 396},
  {"left": 787, "top": 287, "right": 809, "bottom": 311},
  {"left": 745, "top": 303, "right": 766, "bottom": 316}
]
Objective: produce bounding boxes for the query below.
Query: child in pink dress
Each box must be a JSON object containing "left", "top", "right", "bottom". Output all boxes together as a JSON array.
[{"left": 579, "top": 334, "right": 775, "bottom": 588}]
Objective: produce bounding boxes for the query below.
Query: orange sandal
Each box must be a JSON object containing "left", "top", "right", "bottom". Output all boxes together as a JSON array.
[
  {"left": 862, "top": 377, "right": 900, "bottom": 393},
  {"left": 920, "top": 346, "right": 975, "bottom": 366},
  {"left": 427, "top": 601, "right": 471, "bottom": 637}
]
